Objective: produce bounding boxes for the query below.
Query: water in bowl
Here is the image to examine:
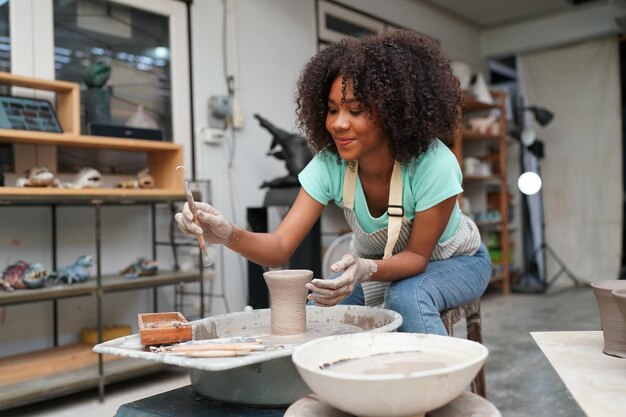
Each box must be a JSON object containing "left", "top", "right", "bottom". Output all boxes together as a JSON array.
[{"left": 322, "top": 350, "right": 460, "bottom": 376}]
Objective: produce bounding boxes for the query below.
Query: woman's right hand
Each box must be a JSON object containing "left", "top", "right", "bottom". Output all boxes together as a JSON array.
[{"left": 175, "top": 202, "right": 236, "bottom": 245}]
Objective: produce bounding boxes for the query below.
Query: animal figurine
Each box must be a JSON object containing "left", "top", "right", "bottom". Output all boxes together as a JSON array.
[
  {"left": 254, "top": 114, "right": 313, "bottom": 188},
  {"left": 48, "top": 255, "right": 94, "bottom": 285},
  {"left": 1, "top": 261, "right": 48, "bottom": 291},
  {"left": 60, "top": 168, "right": 102, "bottom": 189},
  {"left": 115, "top": 168, "right": 155, "bottom": 189},
  {"left": 15, "top": 167, "right": 60, "bottom": 188},
  {"left": 120, "top": 258, "right": 158, "bottom": 279},
  {"left": 22, "top": 262, "right": 48, "bottom": 289}
]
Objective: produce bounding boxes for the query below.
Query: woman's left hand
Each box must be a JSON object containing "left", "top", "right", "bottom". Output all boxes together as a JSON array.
[{"left": 306, "top": 254, "right": 377, "bottom": 306}]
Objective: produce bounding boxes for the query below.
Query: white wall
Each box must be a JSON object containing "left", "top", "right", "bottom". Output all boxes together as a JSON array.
[
  {"left": 190, "top": 0, "right": 482, "bottom": 315},
  {"left": 336, "top": 0, "right": 483, "bottom": 70}
]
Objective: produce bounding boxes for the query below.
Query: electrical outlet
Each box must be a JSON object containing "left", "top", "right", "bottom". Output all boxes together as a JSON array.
[{"left": 200, "top": 126, "right": 225, "bottom": 145}]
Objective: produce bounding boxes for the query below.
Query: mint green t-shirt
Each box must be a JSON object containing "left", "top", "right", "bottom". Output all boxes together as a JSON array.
[{"left": 298, "top": 139, "right": 463, "bottom": 242}]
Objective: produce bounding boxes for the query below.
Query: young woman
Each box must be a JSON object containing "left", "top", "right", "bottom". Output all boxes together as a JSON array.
[{"left": 175, "top": 30, "right": 492, "bottom": 335}]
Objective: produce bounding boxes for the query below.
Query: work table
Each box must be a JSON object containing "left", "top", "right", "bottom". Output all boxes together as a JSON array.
[{"left": 531, "top": 331, "right": 626, "bottom": 417}]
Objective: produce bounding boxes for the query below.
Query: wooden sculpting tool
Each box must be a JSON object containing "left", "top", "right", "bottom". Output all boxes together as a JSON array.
[
  {"left": 157, "top": 342, "right": 266, "bottom": 353},
  {"left": 176, "top": 166, "right": 210, "bottom": 266},
  {"left": 185, "top": 350, "right": 252, "bottom": 358}
]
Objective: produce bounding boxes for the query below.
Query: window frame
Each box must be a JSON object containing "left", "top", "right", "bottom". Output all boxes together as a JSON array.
[{"left": 8, "top": 0, "right": 192, "bottom": 174}]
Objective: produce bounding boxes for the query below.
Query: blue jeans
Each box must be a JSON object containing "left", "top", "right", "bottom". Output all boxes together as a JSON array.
[{"left": 339, "top": 243, "right": 492, "bottom": 335}]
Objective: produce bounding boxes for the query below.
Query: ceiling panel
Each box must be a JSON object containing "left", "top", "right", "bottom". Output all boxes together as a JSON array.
[{"left": 417, "top": 0, "right": 605, "bottom": 28}]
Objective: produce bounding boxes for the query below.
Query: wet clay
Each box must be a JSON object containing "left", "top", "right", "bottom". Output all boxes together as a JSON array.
[
  {"left": 591, "top": 280, "right": 626, "bottom": 358},
  {"left": 221, "top": 321, "right": 364, "bottom": 346},
  {"left": 263, "top": 269, "right": 313, "bottom": 336},
  {"left": 324, "top": 351, "right": 458, "bottom": 377}
]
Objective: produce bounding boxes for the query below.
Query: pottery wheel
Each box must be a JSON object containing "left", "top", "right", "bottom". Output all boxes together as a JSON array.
[
  {"left": 219, "top": 321, "right": 363, "bottom": 346},
  {"left": 284, "top": 392, "right": 501, "bottom": 417}
]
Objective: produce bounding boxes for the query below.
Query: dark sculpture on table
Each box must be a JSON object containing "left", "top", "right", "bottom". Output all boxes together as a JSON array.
[{"left": 255, "top": 113, "right": 312, "bottom": 189}]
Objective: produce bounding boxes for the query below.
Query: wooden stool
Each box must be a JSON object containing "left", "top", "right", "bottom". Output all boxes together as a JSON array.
[{"left": 440, "top": 300, "right": 486, "bottom": 398}]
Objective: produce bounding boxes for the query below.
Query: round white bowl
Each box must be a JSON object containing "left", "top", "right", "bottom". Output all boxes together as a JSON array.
[{"left": 292, "top": 332, "right": 488, "bottom": 417}]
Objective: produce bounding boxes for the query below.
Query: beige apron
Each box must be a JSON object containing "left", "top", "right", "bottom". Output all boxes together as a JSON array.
[{"left": 341, "top": 160, "right": 482, "bottom": 307}]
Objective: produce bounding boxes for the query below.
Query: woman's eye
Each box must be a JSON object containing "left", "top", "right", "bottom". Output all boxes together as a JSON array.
[
  {"left": 350, "top": 109, "right": 362, "bottom": 116},
  {"left": 328, "top": 108, "right": 338, "bottom": 115}
]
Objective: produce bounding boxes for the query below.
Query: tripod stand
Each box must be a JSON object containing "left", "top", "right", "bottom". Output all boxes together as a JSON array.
[
  {"left": 527, "top": 240, "right": 585, "bottom": 292},
  {"left": 511, "top": 99, "right": 588, "bottom": 293},
  {"left": 512, "top": 144, "right": 585, "bottom": 293}
]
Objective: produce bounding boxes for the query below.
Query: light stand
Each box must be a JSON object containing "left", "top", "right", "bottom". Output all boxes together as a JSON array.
[
  {"left": 525, "top": 166, "right": 585, "bottom": 293},
  {"left": 533, "top": 241, "right": 586, "bottom": 291},
  {"left": 511, "top": 103, "right": 585, "bottom": 293}
]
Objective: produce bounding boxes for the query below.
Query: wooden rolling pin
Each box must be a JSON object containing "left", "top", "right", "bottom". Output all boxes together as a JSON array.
[
  {"left": 164, "top": 342, "right": 265, "bottom": 352},
  {"left": 185, "top": 350, "right": 253, "bottom": 358}
]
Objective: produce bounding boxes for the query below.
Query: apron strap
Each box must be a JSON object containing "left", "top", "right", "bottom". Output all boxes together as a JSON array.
[
  {"left": 384, "top": 161, "right": 403, "bottom": 259},
  {"left": 342, "top": 161, "right": 358, "bottom": 210},
  {"left": 342, "top": 160, "right": 404, "bottom": 260}
]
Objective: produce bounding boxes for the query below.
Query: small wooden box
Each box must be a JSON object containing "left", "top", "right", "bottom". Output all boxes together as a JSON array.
[{"left": 138, "top": 312, "right": 192, "bottom": 346}]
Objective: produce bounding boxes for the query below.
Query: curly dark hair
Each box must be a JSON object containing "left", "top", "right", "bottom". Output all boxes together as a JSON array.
[{"left": 295, "top": 30, "right": 461, "bottom": 164}]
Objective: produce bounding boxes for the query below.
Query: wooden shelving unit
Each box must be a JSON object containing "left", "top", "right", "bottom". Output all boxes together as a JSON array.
[
  {"left": 453, "top": 92, "right": 511, "bottom": 294},
  {"left": 0, "top": 71, "right": 185, "bottom": 196},
  {"left": 0, "top": 345, "right": 166, "bottom": 410},
  {"left": 0, "top": 270, "right": 211, "bottom": 410},
  {"left": 0, "top": 270, "right": 207, "bottom": 307},
  {"left": 0, "top": 73, "right": 199, "bottom": 410}
]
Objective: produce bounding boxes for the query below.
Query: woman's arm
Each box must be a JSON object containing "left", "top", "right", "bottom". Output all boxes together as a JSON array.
[
  {"left": 306, "top": 195, "right": 457, "bottom": 306},
  {"left": 226, "top": 188, "right": 325, "bottom": 267},
  {"left": 372, "top": 195, "right": 457, "bottom": 281}
]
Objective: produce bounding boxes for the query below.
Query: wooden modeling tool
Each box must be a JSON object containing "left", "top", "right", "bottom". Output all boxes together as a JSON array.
[
  {"left": 153, "top": 340, "right": 274, "bottom": 358},
  {"left": 176, "top": 166, "right": 211, "bottom": 267}
]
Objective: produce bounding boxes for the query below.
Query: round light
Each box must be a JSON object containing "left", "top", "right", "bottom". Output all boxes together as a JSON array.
[
  {"left": 521, "top": 128, "right": 536, "bottom": 146},
  {"left": 153, "top": 46, "right": 170, "bottom": 59},
  {"left": 518, "top": 172, "right": 542, "bottom": 195}
]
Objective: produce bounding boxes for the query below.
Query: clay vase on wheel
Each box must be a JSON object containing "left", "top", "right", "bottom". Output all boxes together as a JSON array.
[
  {"left": 263, "top": 269, "right": 313, "bottom": 336},
  {"left": 612, "top": 289, "right": 626, "bottom": 337},
  {"left": 591, "top": 280, "right": 626, "bottom": 358}
]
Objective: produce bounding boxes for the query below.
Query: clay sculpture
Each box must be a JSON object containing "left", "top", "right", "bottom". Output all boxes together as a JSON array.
[
  {"left": 255, "top": 114, "right": 312, "bottom": 189},
  {"left": 60, "top": 168, "right": 102, "bottom": 189},
  {"left": 48, "top": 255, "right": 95, "bottom": 285},
  {"left": 115, "top": 168, "right": 155, "bottom": 189},
  {"left": 1, "top": 261, "right": 48, "bottom": 291},
  {"left": 15, "top": 167, "right": 59, "bottom": 188},
  {"left": 120, "top": 258, "right": 158, "bottom": 279}
]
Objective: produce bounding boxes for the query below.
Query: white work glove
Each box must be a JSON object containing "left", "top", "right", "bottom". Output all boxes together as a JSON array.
[
  {"left": 306, "top": 254, "right": 377, "bottom": 307},
  {"left": 175, "top": 201, "right": 236, "bottom": 245}
]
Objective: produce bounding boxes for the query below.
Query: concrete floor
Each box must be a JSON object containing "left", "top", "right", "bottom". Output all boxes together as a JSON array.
[
  {"left": 5, "top": 283, "right": 600, "bottom": 417},
  {"left": 480, "top": 284, "right": 598, "bottom": 417}
]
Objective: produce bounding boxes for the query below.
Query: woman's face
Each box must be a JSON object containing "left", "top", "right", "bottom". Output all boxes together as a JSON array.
[{"left": 325, "top": 76, "right": 389, "bottom": 163}]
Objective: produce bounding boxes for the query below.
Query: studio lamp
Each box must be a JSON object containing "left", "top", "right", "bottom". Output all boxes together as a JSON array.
[
  {"left": 517, "top": 172, "right": 542, "bottom": 196},
  {"left": 525, "top": 106, "right": 554, "bottom": 127},
  {"left": 511, "top": 104, "right": 583, "bottom": 293}
]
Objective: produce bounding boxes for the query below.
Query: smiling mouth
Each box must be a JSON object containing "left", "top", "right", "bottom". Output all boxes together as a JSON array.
[{"left": 334, "top": 137, "right": 355, "bottom": 146}]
